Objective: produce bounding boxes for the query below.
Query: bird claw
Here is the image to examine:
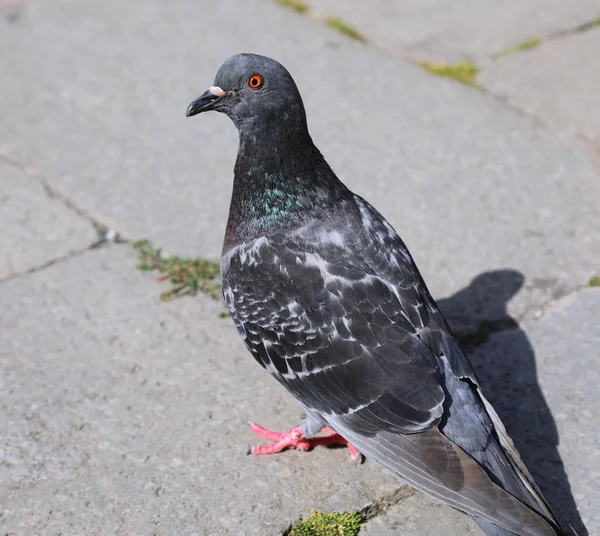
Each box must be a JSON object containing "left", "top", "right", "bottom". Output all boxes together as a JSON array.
[
  {"left": 246, "top": 423, "right": 310, "bottom": 455},
  {"left": 246, "top": 422, "right": 363, "bottom": 462}
]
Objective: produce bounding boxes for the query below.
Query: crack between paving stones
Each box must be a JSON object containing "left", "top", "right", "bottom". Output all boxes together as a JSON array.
[
  {"left": 520, "top": 283, "right": 592, "bottom": 319},
  {"left": 358, "top": 485, "right": 418, "bottom": 523},
  {"left": 490, "top": 17, "right": 600, "bottom": 60},
  {"left": 0, "top": 240, "right": 127, "bottom": 284},
  {"left": 0, "top": 148, "right": 125, "bottom": 245},
  {"left": 290, "top": 9, "right": 600, "bottom": 154},
  {"left": 0, "top": 148, "right": 133, "bottom": 282},
  {"left": 476, "top": 86, "right": 600, "bottom": 155}
]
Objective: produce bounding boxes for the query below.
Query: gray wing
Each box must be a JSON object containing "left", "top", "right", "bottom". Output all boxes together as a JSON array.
[
  {"left": 222, "top": 228, "right": 445, "bottom": 436},
  {"left": 222, "top": 197, "right": 563, "bottom": 536}
]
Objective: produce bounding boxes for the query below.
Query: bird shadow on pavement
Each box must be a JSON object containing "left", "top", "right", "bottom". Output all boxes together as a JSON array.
[{"left": 437, "top": 269, "right": 587, "bottom": 536}]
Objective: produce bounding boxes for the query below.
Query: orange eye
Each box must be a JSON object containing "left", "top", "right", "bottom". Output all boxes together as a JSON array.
[{"left": 248, "top": 74, "right": 263, "bottom": 89}]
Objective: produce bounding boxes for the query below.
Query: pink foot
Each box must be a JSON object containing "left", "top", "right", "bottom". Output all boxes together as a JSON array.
[
  {"left": 310, "top": 427, "right": 364, "bottom": 462},
  {"left": 246, "top": 422, "right": 363, "bottom": 462}
]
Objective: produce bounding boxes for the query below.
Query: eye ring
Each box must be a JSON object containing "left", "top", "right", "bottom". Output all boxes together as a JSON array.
[{"left": 248, "top": 74, "right": 263, "bottom": 89}]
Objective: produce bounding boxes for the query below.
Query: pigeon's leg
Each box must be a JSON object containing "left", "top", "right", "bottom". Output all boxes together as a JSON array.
[
  {"left": 247, "top": 415, "right": 363, "bottom": 462},
  {"left": 308, "top": 426, "right": 364, "bottom": 462},
  {"left": 246, "top": 423, "right": 310, "bottom": 455}
]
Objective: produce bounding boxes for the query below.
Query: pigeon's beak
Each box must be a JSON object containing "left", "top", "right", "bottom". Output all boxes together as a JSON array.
[{"left": 186, "top": 86, "right": 226, "bottom": 117}]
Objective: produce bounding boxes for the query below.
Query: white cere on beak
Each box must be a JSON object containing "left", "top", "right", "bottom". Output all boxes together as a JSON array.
[{"left": 209, "top": 86, "right": 225, "bottom": 97}]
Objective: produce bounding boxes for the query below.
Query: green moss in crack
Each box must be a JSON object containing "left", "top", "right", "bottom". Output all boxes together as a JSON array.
[
  {"left": 134, "top": 239, "right": 221, "bottom": 302},
  {"left": 417, "top": 61, "right": 479, "bottom": 87},
  {"left": 276, "top": 0, "right": 309, "bottom": 14},
  {"left": 289, "top": 510, "right": 362, "bottom": 536},
  {"left": 589, "top": 275, "right": 600, "bottom": 287},
  {"left": 499, "top": 38, "right": 541, "bottom": 56},
  {"left": 324, "top": 17, "right": 367, "bottom": 42}
]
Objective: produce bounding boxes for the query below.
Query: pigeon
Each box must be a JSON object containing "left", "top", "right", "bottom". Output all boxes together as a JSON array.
[{"left": 186, "top": 53, "right": 566, "bottom": 536}]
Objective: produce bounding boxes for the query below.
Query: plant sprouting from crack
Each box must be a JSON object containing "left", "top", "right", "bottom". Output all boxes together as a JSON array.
[
  {"left": 324, "top": 17, "right": 367, "bottom": 42},
  {"left": 276, "top": 0, "right": 309, "bottom": 14},
  {"left": 589, "top": 275, "right": 600, "bottom": 287},
  {"left": 417, "top": 61, "right": 479, "bottom": 87},
  {"left": 134, "top": 239, "right": 222, "bottom": 302},
  {"left": 288, "top": 509, "right": 362, "bottom": 536},
  {"left": 498, "top": 38, "right": 541, "bottom": 56}
]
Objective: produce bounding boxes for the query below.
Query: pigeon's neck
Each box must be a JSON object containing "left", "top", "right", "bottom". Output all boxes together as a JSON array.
[{"left": 224, "top": 125, "right": 348, "bottom": 249}]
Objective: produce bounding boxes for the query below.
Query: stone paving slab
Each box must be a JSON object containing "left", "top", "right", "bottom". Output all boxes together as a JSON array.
[
  {"left": 480, "top": 29, "right": 600, "bottom": 144},
  {"left": 0, "top": 0, "right": 598, "bottom": 327},
  {"left": 0, "top": 160, "right": 97, "bottom": 280},
  {"left": 302, "top": 0, "right": 600, "bottom": 62},
  {"left": 0, "top": 245, "right": 403, "bottom": 536}
]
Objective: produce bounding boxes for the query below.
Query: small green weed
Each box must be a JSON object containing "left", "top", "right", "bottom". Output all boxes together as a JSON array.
[
  {"left": 498, "top": 38, "right": 541, "bottom": 56},
  {"left": 589, "top": 275, "right": 600, "bottom": 287},
  {"left": 289, "top": 509, "right": 362, "bottom": 536},
  {"left": 417, "top": 61, "right": 479, "bottom": 87},
  {"left": 276, "top": 0, "right": 309, "bottom": 14},
  {"left": 324, "top": 17, "right": 366, "bottom": 42},
  {"left": 134, "top": 239, "right": 221, "bottom": 302}
]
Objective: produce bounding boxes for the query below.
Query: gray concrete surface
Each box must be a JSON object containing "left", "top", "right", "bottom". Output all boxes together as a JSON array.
[
  {"left": 302, "top": 0, "right": 600, "bottom": 62},
  {"left": 0, "top": 161, "right": 97, "bottom": 280},
  {"left": 1, "top": 0, "right": 599, "bottom": 534},
  {"left": 480, "top": 29, "right": 600, "bottom": 144}
]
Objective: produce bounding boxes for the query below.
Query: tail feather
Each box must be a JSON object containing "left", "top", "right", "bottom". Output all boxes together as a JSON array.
[
  {"left": 478, "top": 390, "right": 562, "bottom": 527},
  {"left": 473, "top": 516, "right": 522, "bottom": 536}
]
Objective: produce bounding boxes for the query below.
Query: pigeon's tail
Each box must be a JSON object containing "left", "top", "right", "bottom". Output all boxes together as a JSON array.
[
  {"left": 475, "top": 392, "right": 567, "bottom": 535},
  {"left": 467, "top": 439, "right": 566, "bottom": 536},
  {"left": 330, "top": 423, "right": 563, "bottom": 536},
  {"left": 429, "top": 341, "right": 567, "bottom": 535}
]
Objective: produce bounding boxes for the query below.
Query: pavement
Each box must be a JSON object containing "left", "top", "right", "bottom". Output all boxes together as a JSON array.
[{"left": 0, "top": 0, "right": 599, "bottom": 534}]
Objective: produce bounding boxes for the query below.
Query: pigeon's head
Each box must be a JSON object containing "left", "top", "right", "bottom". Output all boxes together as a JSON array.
[{"left": 186, "top": 53, "right": 307, "bottom": 132}]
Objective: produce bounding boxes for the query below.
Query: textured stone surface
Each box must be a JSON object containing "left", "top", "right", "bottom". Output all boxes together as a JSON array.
[
  {"left": 0, "top": 245, "right": 401, "bottom": 536},
  {"left": 0, "top": 0, "right": 598, "bottom": 322},
  {"left": 0, "top": 160, "right": 97, "bottom": 280},
  {"left": 302, "top": 0, "right": 600, "bottom": 62},
  {"left": 480, "top": 29, "right": 600, "bottom": 144}
]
